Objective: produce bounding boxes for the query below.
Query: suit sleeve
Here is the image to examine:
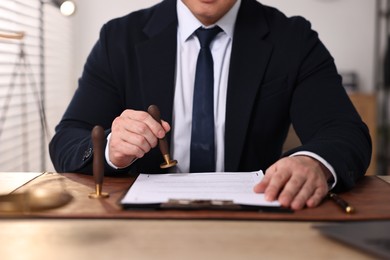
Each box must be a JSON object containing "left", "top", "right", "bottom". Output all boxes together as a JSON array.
[
  {"left": 49, "top": 23, "right": 129, "bottom": 174},
  {"left": 284, "top": 18, "right": 372, "bottom": 191}
]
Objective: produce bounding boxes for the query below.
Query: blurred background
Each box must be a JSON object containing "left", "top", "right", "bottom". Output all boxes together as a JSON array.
[{"left": 0, "top": 0, "right": 388, "bottom": 175}]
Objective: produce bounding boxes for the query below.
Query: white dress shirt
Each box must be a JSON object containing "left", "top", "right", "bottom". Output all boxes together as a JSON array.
[{"left": 171, "top": 0, "right": 241, "bottom": 173}]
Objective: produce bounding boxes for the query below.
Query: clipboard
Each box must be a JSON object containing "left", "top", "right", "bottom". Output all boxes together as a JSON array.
[{"left": 119, "top": 172, "right": 292, "bottom": 213}]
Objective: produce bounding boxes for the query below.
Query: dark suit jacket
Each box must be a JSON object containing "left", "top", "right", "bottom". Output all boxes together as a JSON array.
[{"left": 49, "top": 0, "right": 371, "bottom": 191}]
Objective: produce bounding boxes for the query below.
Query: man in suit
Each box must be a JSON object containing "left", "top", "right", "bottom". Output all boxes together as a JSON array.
[{"left": 49, "top": 0, "right": 371, "bottom": 210}]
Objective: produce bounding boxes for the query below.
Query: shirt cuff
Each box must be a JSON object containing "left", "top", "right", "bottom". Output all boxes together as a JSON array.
[
  {"left": 290, "top": 151, "right": 337, "bottom": 190},
  {"left": 105, "top": 133, "right": 135, "bottom": 169}
]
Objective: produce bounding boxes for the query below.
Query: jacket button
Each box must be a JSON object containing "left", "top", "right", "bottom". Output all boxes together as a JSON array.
[{"left": 83, "top": 148, "right": 93, "bottom": 161}]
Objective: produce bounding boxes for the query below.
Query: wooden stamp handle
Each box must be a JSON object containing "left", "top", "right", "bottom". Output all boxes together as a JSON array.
[
  {"left": 92, "top": 125, "right": 105, "bottom": 187},
  {"left": 147, "top": 105, "right": 169, "bottom": 156}
]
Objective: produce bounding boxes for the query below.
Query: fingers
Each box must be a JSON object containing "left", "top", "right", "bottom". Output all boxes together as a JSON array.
[
  {"left": 306, "top": 183, "right": 328, "bottom": 208},
  {"left": 120, "top": 109, "right": 167, "bottom": 138},
  {"left": 254, "top": 163, "right": 291, "bottom": 202},
  {"left": 108, "top": 109, "right": 170, "bottom": 167},
  {"left": 287, "top": 179, "right": 315, "bottom": 209},
  {"left": 253, "top": 156, "right": 329, "bottom": 210}
]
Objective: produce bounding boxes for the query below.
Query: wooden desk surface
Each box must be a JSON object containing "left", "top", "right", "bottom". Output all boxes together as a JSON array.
[
  {"left": 0, "top": 173, "right": 388, "bottom": 260},
  {"left": 0, "top": 220, "right": 375, "bottom": 260}
]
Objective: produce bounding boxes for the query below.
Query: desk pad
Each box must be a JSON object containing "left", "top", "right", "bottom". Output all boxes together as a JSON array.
[{"left": 2, "top": 172, "right": 390, "bottom": 221}]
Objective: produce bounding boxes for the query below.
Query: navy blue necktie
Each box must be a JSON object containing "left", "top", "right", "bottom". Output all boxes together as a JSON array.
[{"left": 190, "top": 26, "right": 221, "bottom": 173}]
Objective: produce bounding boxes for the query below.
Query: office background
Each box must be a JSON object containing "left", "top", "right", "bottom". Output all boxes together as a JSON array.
[{"left": 0, "top": 0, "right": 387, "bottom": 174}]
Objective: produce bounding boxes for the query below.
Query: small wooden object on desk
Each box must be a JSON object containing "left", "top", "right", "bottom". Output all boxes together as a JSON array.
[{"left": 89, "top": 125, "right": 109, "bottom": 199}]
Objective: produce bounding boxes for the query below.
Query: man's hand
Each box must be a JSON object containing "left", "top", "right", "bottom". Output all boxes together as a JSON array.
[
  {"left": 253, "top": 156, "right": 331, "bottom": 210},
  {"left": 108, "top": 109, "right": 170, "bottom": 168}
]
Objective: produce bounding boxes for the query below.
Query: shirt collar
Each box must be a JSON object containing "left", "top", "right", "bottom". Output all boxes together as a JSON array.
[{"left": 177, "top": 0, "right": 241, "bottom": 44}]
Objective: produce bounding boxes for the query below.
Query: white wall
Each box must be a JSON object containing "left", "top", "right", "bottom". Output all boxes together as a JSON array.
[
  {"left": 72, "top": 0, "right": 160, "bottom": 92},
  {"left": 45, "top": 4, "right": 75, "bottom": 171},
  {"left": 261, "top": 0, "right": 376, "bottom": 92},
  {"left": 71, "top": 0, "right": 377, "bottom": 93}
]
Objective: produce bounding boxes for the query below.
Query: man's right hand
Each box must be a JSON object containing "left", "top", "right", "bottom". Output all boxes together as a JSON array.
[{"left": 108, "top": 109, "right": 170, "bottom": 168}]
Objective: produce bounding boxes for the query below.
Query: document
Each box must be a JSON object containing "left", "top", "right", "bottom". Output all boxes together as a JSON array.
[{"left": 121, "top": 171, "right": 280, "bottom": 208}]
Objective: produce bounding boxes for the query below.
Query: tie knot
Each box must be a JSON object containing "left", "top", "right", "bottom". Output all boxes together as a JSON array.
[{"left": 195, "top": 26, "right": 222, "bottom": 49}]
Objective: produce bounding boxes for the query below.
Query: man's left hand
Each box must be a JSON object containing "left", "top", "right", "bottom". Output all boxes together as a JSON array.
[{"left": 253, "top": 156, "right": 331, "bottom": 210}]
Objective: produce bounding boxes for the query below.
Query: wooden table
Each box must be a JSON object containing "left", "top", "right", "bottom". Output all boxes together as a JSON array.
[
  {"left": 0, "top": 219, "right": 376, "bottom": 260},
  {"left": 0, "top": 174, "right": 388, "bottom": 260}
]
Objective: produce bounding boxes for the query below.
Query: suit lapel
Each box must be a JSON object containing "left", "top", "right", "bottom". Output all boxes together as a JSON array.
[{"left": 225, "top": 0, "right": 273, "bottom": 171}]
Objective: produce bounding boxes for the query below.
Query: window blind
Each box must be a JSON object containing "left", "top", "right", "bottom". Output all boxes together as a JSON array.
[{"left": 0, "top": 0, "right": 73, "bottom": 172}]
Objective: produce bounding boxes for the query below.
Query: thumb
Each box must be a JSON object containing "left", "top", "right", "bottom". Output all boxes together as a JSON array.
[{"left": 160, "top": 120, "right": 171, "bottom": 133}]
